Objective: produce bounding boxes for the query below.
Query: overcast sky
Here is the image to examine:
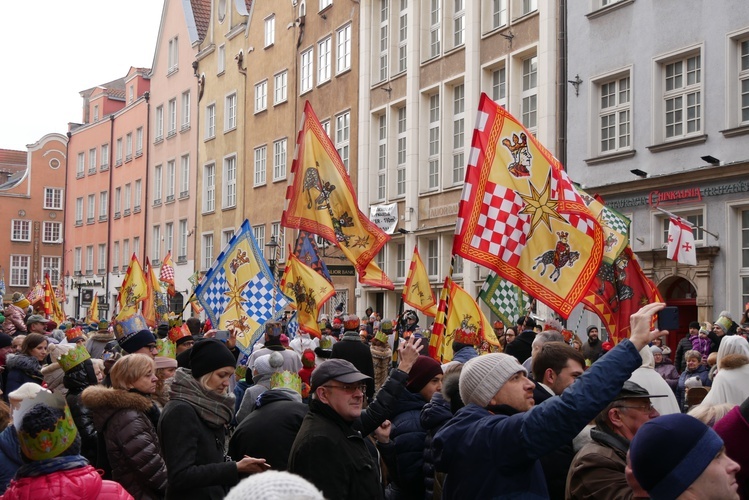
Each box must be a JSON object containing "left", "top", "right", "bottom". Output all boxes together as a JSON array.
[{"left": 0, "top": 1, "right": 164, "bottom": 151}]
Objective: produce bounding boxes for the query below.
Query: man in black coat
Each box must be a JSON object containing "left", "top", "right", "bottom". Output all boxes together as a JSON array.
[
  {"left": 505, "top": 315, "right": 536, "bottom": 364},
  {"left": 331, "top": 315, "right": 375, "bottom": 400}
]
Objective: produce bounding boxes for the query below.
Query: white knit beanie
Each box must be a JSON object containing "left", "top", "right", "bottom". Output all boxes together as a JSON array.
[
  {"left": 459, "top": 353, "right": 527, "bottom": 407},
  {"left": 225, "top": 471, "right": 324, "bottom": 500}
]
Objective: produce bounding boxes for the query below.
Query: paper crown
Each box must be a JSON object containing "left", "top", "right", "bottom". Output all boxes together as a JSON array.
[
  {"left": 374, "top": 331, "right": 389, "bottom": 344},
  {"left": 156, "top": 338, "right": 176, "bottom": 359},
  {"left": 58, "top": 344, "right": 91, "bottom": 372},
  {"left": 65, "top": 326, "right": 87, "bottom": 342},
  {"left": 270, "top": 371, "right": 302, "bottom": 395},
  {"left": 454, "top": 327, "right": 479, "bottom": 346},
  {"left": 14, "top": 391, "right": 78, "bottom": 461},
  {"left": 381, "top": 320, "right": 393, "bottom": 333},
  {"left": 319, "top": 335, "right": 333, "bottom": 350},
  {"left": 168, "top": 313, "right": 183, "bottom": 329},
  {"left": 168, "top": 323, "right": 192, "bottom": 343},
  {"left": 114, "top": 313, "right": 149, "bottom": 341}
]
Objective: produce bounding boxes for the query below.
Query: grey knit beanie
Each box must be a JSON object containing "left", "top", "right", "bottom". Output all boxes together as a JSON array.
[
  {"left": 459, "top": 353, "right": 527, "bottom": 407},
  {"left": 225, "top": 470, "right": 324, "bottom": 500}
]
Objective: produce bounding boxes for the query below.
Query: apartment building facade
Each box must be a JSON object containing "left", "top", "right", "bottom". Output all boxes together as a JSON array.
[{"left": 565, "top": 0, "right": 749, "bottom": 345}]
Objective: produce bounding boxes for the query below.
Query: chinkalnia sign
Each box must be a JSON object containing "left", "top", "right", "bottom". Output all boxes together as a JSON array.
[{"left": 648, "top": 187, "right": 702, "bottom": 208}]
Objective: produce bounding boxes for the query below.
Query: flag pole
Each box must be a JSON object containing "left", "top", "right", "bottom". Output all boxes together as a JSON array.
[
  {"left": 392, "top": 296, "right": 404, "bottom": 368},
  {"left": 655, "top": 207, "right": 718, "bottom": 240}
]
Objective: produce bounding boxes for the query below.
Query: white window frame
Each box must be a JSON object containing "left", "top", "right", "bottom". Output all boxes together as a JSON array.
[
  {"left": 336, "top": 111, "right": 351, "bottom": 172},
  {"left": 398, "top": 0, "right": 408, "bottom": 74},
  {"left": 44, "top": 187, "right": 63, "bottom": 210},
  {"left": 155, "top": 106, "right": 164, "bottom": 142},
  {"left": 378, "top": 0, "right": 389, "bottom": 82},
  {"left": 134, "top": 180, "right": 142, "bottom": 211},
  {"left": 180, "top": 154, "right": 190, "bottom": 197},
  {"left": 87, "top": 194, "right": 95, "bottom": 223},
  {"left": 273, "top": 138, "right": 287, "bottom": 181},
  {"left": 101, "top": 143, "right": 109, "bottom": 170},
  {"left": 166, "top": 160, "right": 176, "bottom": 201},
  {"left": 427, "top": 238, "right": 439, "bottom": 277},
  {"left": 99, "top": 191, "right": 108, "bottom": 219},
  {"left": 75, "top": 198, "right": 83, "bottom": 224},
  {"left": 428, "top": 93, "right": 441, "bottom": 190},
  {"left": 42, "top": 221, "right": 61, "bottom": 244},
  {"left": 178, "top": 219, "right": 188, "bottom": 260},
  {"left": 253, "top": 225, "right": 266, "bottom": 250},
  {"left": 452, "top": 83, "right": 465, "bottom": 184},
  {"left": 655, "top": 47, "right": 703, "bottom": 142},
  {"left": 218, "top": 44, "right": 226, "bottom": 74},
  {"left": 274, "top": 71, "right": 288, "bottom": 104},
  {"left": 490, "top": 64, "right": 507, "bottom": 108},
  {"left": 223, "top": 154, "right": 237, "bottom": 208},
  {"left": 203, "top": 163, "right": 216, "bottom": 213},
  {"left": 152, "top": 226, "right": 161, "bottom": 262},
  {"left": 112, "top": 243, "right": 119, "bottom": 272},
  {"left": 181, "top": 91, "right": 191, "bottom": 130},
  {"left": 271, "top": 222, "right": 286, "bottom": 262},
  {"left": 136, "top": 127, "right": 143, "bottom": 156},
  {"left": 377, "top": 113, "right": 387, "bottom": 201},
  {"left": 76, "top": 152, "right": 85, "bottom": 177},
  {"left": 165, "top": 222, "right": 173, "bottom": 254},
  {"left": 86, "top": 245, "right": 94, "bottom": 274},
  {"left": 265, "top": 15, "right": 275, "bottom": 47},
  {"left": 168, "top": 36, "right": 179, "bottom": 72},
  {"left": 116, "top": 138, "right": 123, "bottom": 165},
  {"left": 11, "top": 219, "right": 31, "bottom": 242},
  {"left": 42, "top": 256, "right": 61, "bottom": 284},
  {"left": 98, "top": 245, "right": 106, "bottom": 274},
  {"left": 320, "top": 0, "right": 333, "bottom": 10},
  {"left": 660, "top": 210, "right": 706, "bottom": 247},
  {"left": 225, "top": 93, "right": 237, "bottom": 131},
  {"left": 318, "top": 36, "right": 332, "bottom": 84},
  {"left": 124, "top": 184, "right": 131, "bottom": 212},
  {"left": 521, "top": 54, "right": 538, "bottom": 135},
  {"left": 125, "top": 132, "right": 133, "bottom": 161},
  {"left": 429, "top": 0, "right": 441, "bottom": 59},
  {"left": 10, "top": 255, "right": 30, "bottom": 287},
  {"left": 301, "top": 48, "right": 313, "bottom": 94},
  {"left": 453, "top": 0, "right": 465, "bottom": 49},
  {"left": 595, "top": 70, "right": 632, "bottom": 155},
  {"left": 255, "top": 80, "right": 268, "bottom": 112},
  {"left": 205, "top": 103, "right": 216, "bottom": 139},
  {"left": 153, "top": 164, "right": 163, "bottom": 204},
  {"left": 88, "top": 148, "right": 97, "bottom": 174},
  {"left": 114, "top": 188, "right": 121, "bottom": 216},
  {"left": 202, "top": 233, "right": 214, "bottom": 271},
  {"left": 396, "top": 243, "right": 406, "bottom": 279},
  {"left": 337, "top": 24, "right": 352, "bottom": 74},
  {"left": 254, "top": 145, "right": 267, "bottom": 186},
  {"left": 396, "top": 106, "right": 407, "bottom": 197}
]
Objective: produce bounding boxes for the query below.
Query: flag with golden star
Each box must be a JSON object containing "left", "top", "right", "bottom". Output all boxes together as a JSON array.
[
  {"left": 282, "top": 101, "right": 393, "bottom": 290},
  {"left": 280, "top": 252, "right": 335, "bottom": 338},
  {"left": 453, "top": 93, "right": 604, "bottom": 318},
  {"left": 403, "top": 246, "right": 437, "bottom": 317},
  {"left": 195, "top": 219, "right": 289, "bottom": 354}
]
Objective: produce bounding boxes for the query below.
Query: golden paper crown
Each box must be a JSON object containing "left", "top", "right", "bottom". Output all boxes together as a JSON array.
[
  {"left": 58, "top": 344, "right": 91, "bottom": 372},
  {"left": 270, "top": 371, "right": 302, "bottom": 395},
  {"left": 156, "top": 338, "right": 176, "bottom": 359},
  {"left": 65, "top": 326, "right": 87, "bottom": 342},
  {"left": 168, "top": 323, "right": 192, "bottom": 343},
  {"left": 454, "top": 327, "right": 479, "bottom": 346},
  {"left": 14, "top": 391, "right": 78, "bottom": 461},
  {"left": 374, "top": 331, "right": 389, "bottom": 344}
]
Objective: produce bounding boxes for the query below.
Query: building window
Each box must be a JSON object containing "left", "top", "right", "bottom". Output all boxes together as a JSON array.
[
  {"left": 42, "top": 222, "right": 61, "bottom": 243},
  {"left": 269, "top": 138, "right": 287, "bottom": 182},
  {"left": 112, "top": 243, "right": 118, "bottom": 272},
  {"left": 218, "top": 44, "right": 226, "bottom": 74},
  {"left": 301, "top": 48, "right": 313, "bottom": 93},
  {"left": 320, "top": 0, "right": 332, "bottom": 9},
  {"left": 224, "top": 155, "right": 237, "bottom": 208},
  {"left": 271, "top": 223, "right": 286, "bottom": 262},
  {"left": 133, "top": 237, "right": 140, "bottom": 260},
  {"left": 11, "top": 220, "right": 30, "bottom": 241},
  {"left": 427, "top": 238, "right": 439, "bottom": 276},
  {"left": 321, "top": 119, "right": 331, "bottom": 138},
  {"left": 134, "top": 180, "right": 142, "bottom": 211},
  {"left": 97, "top": 245, "right": 106, "bottom": 274},
  {"left": 741, "top": 210, "right": 749, "bottom": 306},
  {"left": 87, "top": 194, "right": 95, "bottom": 223},
  {"left": 178, "top": 219, "right": 188, "bottom": 260},
  {"left": 254, "top": 225, "right": 266, "bottom": 250},
  {"left": 428, "top": 93, "right": 441, "bottom": 189},
  {"left": 153, "top": 164, "right": 163, "bottom": 205},
  {"left": 254, "top": 145, "right": 267, "bottom": 186},
  {"left": 99, "top": 191, "right": 108, "bottom": 219},
  {"left": 168, "top": 99, "right": 177, "bottom": 136},
  {"left": 124, "top": 239, "right": 131, "bottom": 267},
  {"left": 265, "top": 15, "right": 275, "bottom": 47},
  {"left": 222, "top": 228, "right": 235, "bottom": 248},
  {"left": 396, "top": 243, "right": 406, "bottom": 279},
  {"left": 429, "top": 0, "right": 441, "bottom": 58},
  {"left": 492, "top": 66, "right": 507, "bottom": 108},
  {"left": 180, "top": 154, "right": 190, "bottom": 197},
  {"left": 453, "top": 0, "right": 465, "bottom": 48},
  {"left": 453, "top": 254, "right": 464, "bottom": 276},
  {"left": 10, "top": 255, "right": 29, "bottom": 287},
  {"left": 397, "top": 107, "right": 407, "bottom": 196},
  {"left": 599, "top": 73, "right": 631, "bottom": 154},
  {"left": 225, "top": 93, "right": 237, "bottom": 131},
  {"left": 181, "top": 91, "right": 191, "bottom": 129},
  {"left": 522, "top": 0, "right": 538, "bottom": 15},
  {"left": 398, "top": 0, "right": 408, "bottom": 73},
  {"left": 168, "top": 36, "right": 179, "bottom": 72},
  {"left": 203, "top": 163, "right": 215, "bottom": 213},
  {"left": 377, "top": 114, "right": 387, "bottom": 200},
  {"left": 336, "top": 111, "right": 350, "bottom": 172},
  {"left": 492, "top": 0, "right": 508, "bottom": 29},
  {"left": 42, "top": 256, "right": 62, "bottom": 284},
  {"left": 155, "top": 106, "right": 164, "bottom": 142},
  {"left": 114, "top": 188, "right": 121, "bottom": 216},
  {"left": 125, "top": 133, "right": 133, "bottom": 161},
  {"left": 124, "top": 184, "right": 131, "bottom": 212},
  {"left": 318, "top": 36, "right": 332, "bottom": 84},
  {"left": 77, "top": 152, "right": 85, "bottom": 177},
  {"left": 205, "top": 103, "right": 216, "bottom": 139},
  {"left": 101, "top": 143, "right": 109, "bottom": 170},
  {"left": 136, "top": 127, "right": 143, "bottom": 156},
  {"left": 202, "top": 234, "right": 214, "bottom": 270},
  {"left": 86, "top": 246, "right": 94, "bottom": 274},
  {"left": 152, "top": 226, "right": 161, "bottom": 262},
  {"left": 129, "top": 86, "right": 134, "bottom": 104},
  {"left": 93, "top": 105, "right": 99, "bottom": 122},
  {"left": 166, "top": 160, "right": 176, "bottom": 202},
  {"left": 662, "top": 52, "right": 702, "bottom": 139},
  {"left": 75, "top": 198, "right": 83, "bottom": 225},
  {"left": 44, "top": 187, "right": 63, "bottom": 209},
  {"left": 662, "top": 212, "right": 705, "bottom": 246},
  {"left": 378, "top": 0, "right": 388, "bottom": 82},
  {"left": 74, "top": 247, "right": 82, "bottom": 274},
  {"left": 452, "top": 84, "right": 465, "bottom": 184},
  {"left": 255, "top": 81, "right": 268, "bottom": 112},
  {"left": 521, "top": 55, "right": 538, "bottom": 134},
  {"left": 165, "top": 223, "right": 173, "bottom": 253},
  {"left": 274, "top": 71, "right": 288, "bottom": 104},
  {"left": 337, "top": 24, "right": 352, "bottom": 73},
  {"left": 88, "top": 148, "right": 97, "bottom": 174},
  {"left": 740, "top": 38, "right": 749, "bottom": 124}
]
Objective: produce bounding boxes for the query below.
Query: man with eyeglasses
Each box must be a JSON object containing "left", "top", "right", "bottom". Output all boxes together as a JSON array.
[
  {"left": 117, "top": 328, "right": 159, "bottom": 359},
  {"left": 566, "top": 381, "right": 666, "bottom": 499},
  {"left": 289, "top": 339, "right": 421, "bottom": 500}
]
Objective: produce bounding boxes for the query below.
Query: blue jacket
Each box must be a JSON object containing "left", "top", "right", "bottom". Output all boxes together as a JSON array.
[
  {"left": 676, "top": 364, "right": 712, "bottom": 410},
  {"left": 420, "top": 391, "right": 453, "bottom": 500},
  {"left": 433, "top": 339, "right": 643, "bottom": 499},
  {"left": 0, "top": 426, "right": 23, "bottom": 494},
  {"left": 386, "top": 389, "right": 429, "bottom": 499},
  {"left": 452, "top": 346, "right": 478, "bottom": 364}
]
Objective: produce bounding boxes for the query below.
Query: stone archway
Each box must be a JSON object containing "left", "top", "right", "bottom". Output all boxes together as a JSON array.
[{"left": 655, "top": 276, "right": 697, "bottom": 355}]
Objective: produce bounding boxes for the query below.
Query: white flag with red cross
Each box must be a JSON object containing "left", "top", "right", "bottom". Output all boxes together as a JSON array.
[{"left": 667, "top": 215, "right": 697, "bottom": 266}]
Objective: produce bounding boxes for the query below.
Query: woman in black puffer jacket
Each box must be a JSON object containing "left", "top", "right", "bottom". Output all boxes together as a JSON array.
[
  {"left": 62, "top": 354, "right": 100, "bottom": 465},
  {"left": 82, "top": 354, "right": 167, "bottom": 500}
]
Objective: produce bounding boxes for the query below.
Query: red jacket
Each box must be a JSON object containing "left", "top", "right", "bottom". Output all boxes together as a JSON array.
[{"left": 2, "top": 465, "right": 132, "bottom": 500}]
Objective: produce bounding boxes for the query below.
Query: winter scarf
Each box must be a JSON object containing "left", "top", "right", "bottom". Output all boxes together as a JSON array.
[
  {"left": 169, "top": 368, "right": 234, "bottom": 429},
  {"left": 16, "top": 455, "right": 89, "bottom": 478}
]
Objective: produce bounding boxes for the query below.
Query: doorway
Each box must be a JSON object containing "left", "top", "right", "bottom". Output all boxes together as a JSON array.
[{"left": 658, "top": 276, "right": 697, "bottom": 356}]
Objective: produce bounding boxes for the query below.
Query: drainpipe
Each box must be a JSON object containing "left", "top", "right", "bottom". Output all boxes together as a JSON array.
[
  {"left": 62, "top": 131, "right": 71, "bottom": 316},
  {"left": 142, "top": 91, "right": 151, "bottom": 266},
  {"left": 105, "top": 114, "right": 115, "bottom": 319},
  {"left": 557, "top": 0, "right": 568, "bottom": 169},
  {"left": 236, "top": 51, "right": 247, "bottom": 216}
]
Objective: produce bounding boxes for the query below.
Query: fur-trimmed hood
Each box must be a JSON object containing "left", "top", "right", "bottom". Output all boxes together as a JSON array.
[
  {"left": 81, "top": 385, "right": 154, "bottom": 430},
  {"left": 4, "top": 353, "right": 41, "bottom": 372},
  {"left": 719, "top": 354, "right": 749, "bottom": 370}
]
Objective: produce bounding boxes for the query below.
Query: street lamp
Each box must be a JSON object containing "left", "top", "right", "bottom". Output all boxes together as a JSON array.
[{"left": 265, "top": 236, "right": 278, "bottom": 277}]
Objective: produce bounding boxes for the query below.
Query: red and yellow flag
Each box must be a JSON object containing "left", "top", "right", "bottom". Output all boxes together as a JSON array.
[
  {"left": 280, "top": 252, "right": 336, "bottom": 338},
  {"left": 43, "top": 275, "right": 65, "bottom": 324},
  {"left": 403, "top": 246, "right": 437, "bottom": 317},
  {"left": 159, "top": 251, "right": 176, "bottom": 297},
  {"left": 428, "top": 276, "right": 451, "bottom": 361},
  {"left": 440, "top": 280, "right": 497, "bottom": 362},
  {"left": 453, "top": 93, "right": 604, "bottom": 318},
  {"left": 144, "top": 257, "right": 169, "bottom": 328},
  {"left": 85, "top": 293, "right": 99, "bottom": 324},
  {"left": 115, "top": 254, "right": 148, "bottom": 322},
  {"left": 282, "top": 101, "right": 393, "bottom": 289}
]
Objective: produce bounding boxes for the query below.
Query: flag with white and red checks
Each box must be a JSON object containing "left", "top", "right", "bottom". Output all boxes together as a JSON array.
[
  {"left": 453, "top": 93, "right": 604, "bottom": 318},
  {"left": 160, "top": 252, "right": 176, "bottom": 297}
]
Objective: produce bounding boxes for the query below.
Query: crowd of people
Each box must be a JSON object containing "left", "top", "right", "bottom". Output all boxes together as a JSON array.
[{"left": 0, "top": 293, "right": 747, "bottom": 499}]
